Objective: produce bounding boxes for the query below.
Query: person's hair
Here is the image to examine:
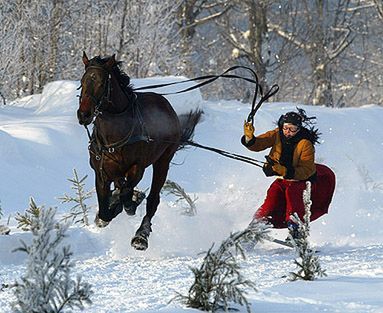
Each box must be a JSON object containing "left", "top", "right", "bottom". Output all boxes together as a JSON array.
[{"left": 277, "top": 107, "right": 321, "bottom": 144}]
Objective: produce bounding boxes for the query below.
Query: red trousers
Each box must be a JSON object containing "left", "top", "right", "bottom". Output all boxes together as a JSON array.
[{"left": 254, "top": 164, "right": 336, "bottom": 228}]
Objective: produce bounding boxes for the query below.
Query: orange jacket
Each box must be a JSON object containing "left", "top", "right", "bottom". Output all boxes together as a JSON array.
[{"left": 244, "top": 128, "right": 316, "bottom": 180}]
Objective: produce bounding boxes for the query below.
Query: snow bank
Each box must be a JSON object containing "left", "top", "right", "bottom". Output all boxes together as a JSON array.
[
  {"left": 132, "top": 76, "right": 204, "bottom": 114},
  {"left": 10, "top": 76, "right": 203, "bottom": 116},
  {"left": 1, "top": 78, "right": 383, "bottom": 313},
  {"left": 1, "top": 80, "right": 383, "bottom": 259}
]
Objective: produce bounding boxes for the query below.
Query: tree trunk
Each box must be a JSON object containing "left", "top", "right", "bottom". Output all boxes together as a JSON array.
[
  {"left": 311, "top": 60, "right": 333, "bottom": 106},
  {"left": 248, "top": 0, "right": 269, "bottom": 93},
  {"left": 49, "top": 0, "right": 62, "bottom": 81},
  {"left": 177, "top": 0, "right": 198, "bottom": 76},
  {"left": 308, "top": 0, "right": 333, "bottom": 106},
  {"left": 116, "top": 0, "right": 129, "bottom": 60}
]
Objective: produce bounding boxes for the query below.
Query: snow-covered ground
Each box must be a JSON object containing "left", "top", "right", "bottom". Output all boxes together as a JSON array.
[{"left": 0, "top": 78, "right": 383, "bottom": 312}]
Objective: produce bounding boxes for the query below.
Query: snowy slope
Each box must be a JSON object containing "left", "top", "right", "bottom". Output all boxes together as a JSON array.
[{"left": 0, "top": 78, "right": 382, "bottom": 313}]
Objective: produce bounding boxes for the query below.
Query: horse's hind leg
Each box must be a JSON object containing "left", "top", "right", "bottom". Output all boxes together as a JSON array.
[
  {"left": 119, "top": 164, "right": 145, "bottom": 216},
  {"left": 131, "top": 149, "right": 176, "bottom": 251}
]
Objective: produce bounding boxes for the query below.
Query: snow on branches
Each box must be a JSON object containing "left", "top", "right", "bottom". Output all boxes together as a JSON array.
[
  {"left": 12, "top": 206, "right": 93, "bottom": 313},
  {"left": 59, "top": 169, "right": 94, "bottom": 226},
  {"left": 161, "top": 179, "right": 197, "bottom": 216},
  {"left": 288, "top": 181, "right": 327, "bottom": 281},
  {"left": 175, "top": 220, "right": 271, "bottom": 312}
]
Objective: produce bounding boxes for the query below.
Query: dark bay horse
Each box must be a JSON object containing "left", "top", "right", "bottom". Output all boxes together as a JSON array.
[{"left": 77, "top": 52, "right": 202, "bottom": 250}]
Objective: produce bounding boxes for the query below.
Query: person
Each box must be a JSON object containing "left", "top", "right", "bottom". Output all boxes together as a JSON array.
[{"left": 241, "top": 108, "right": 335, "bottom": 237}]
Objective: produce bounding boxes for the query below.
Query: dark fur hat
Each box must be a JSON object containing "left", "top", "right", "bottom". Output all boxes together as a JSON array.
[
  {"left": 277, "top": 108, "right": 321, "bottom": 144},
  {"left": 278, "top": 112, "right": 303, "bottom": 127}
]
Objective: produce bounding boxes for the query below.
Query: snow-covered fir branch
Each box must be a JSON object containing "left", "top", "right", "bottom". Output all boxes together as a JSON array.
[
  {"left": 162, "top": 179, "right": 198, "bottom": 216},
  {"left": 174, "top": 220, "right": 271, "bottom": 312},
  {"left": 15, "top": 198, "right": 42, "bottom": 232},
  {"left": 288, "top": 181, "right": 327, "bottom": 281},
  {"left": 12, "top": 206, "right": 93, "bottom": 313},
  {"left": 59, "top": 169, "right": 94, "bottom": 226}
]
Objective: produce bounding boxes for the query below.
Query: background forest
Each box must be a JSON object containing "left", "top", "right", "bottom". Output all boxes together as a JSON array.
[{"left": 0, "top": 0, "right": 382, "bottom": 107}]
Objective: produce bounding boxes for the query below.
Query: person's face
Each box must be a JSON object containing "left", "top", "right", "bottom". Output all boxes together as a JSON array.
[{"left": 282, "top": 123, "right": 300, "bottom": 139}]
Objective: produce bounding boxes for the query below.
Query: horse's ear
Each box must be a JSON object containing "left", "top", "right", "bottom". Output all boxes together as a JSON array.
[
  {"left": 83, "top": 51, "right": 90, "bottom": 66},
  {"left": 105, "top": 54, "right": 116, "bottom": 69}
]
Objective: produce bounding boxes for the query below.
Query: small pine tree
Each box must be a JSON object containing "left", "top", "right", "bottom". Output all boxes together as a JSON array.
[
  {"left": 12, "top": 206, "right": 93, "bottom": 313},
  {"left": 175, "top": 220, "right": 271, "bottom": 312},
  {"left": 59, "top": 169, "right": 94, "bottom": 226},
  {"left": 15, "top": 198, "right": 42, "bottom": 231},
  {"left": 162, "top": 179, "right": 197, "bottom": 216},
  {"left": 288, "top": 181, "right": 327, "bottom": 281}
]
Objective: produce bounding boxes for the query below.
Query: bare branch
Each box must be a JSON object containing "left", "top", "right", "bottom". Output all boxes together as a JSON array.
[
  {"left": 373, "top": 0, "right": 383, "bottom": 20},
  {"left": 328, "top": 27, "right": 354, "bottom": 60},
  {"left": 345, "top": 2, "right": 376, "bottom": 12},
  {"left": 183, "top": 4, "right": 232, "bottom": 30},
  {"left": 220, "top": 31, "right": 253, "bottom": 57},
  {"left": 267, "top": 22, "right": 310, "bottom": 51}
]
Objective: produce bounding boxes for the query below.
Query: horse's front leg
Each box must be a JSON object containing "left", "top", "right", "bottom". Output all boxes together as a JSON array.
[
  {"left": 131, "top": 150, "right": 175, "bottom": 251},
  {"left": 94, "top": 174, "right": 122, "bottom": 227}
]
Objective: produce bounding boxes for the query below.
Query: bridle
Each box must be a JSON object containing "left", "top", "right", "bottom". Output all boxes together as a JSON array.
[{"left": 79, "top": 65, "right": 112, "bottom": 118}]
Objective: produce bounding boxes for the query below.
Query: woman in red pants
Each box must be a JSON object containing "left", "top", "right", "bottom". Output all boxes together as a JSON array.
[{"left": 241, "top": 108, "right": 336, "bottom": 235}]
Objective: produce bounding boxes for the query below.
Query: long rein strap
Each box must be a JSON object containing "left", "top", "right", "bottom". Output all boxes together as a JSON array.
[
  {"left": 133, "top": 65, "right": 260, "bottom": 95},
  {"left": 185, "top": 140, "right": 265, "bottom": 168},
  {"left": 133, "top": 65, "right": 279, "bottom": 125}
]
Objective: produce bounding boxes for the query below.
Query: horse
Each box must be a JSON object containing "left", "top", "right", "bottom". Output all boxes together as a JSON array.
[{"left": 77, "top": 52, "right": 202, "bottom": 250}]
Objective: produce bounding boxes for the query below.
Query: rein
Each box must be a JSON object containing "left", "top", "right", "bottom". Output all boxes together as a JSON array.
[
  {"left": 133, "top": 65, "right": 279, "bottom": 124},
  {"left": 185, "top": 140, "right": 265, "bottom": 168}
]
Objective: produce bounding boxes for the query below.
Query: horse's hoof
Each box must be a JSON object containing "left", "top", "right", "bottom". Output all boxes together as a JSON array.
[
  {"left": 94, "top": 215, "right": 110, "bottom": 228},
  {"left": 124, "top": 204, "right": 137, "bottom": 216},
  {"left": 123, "top": 190, "right": 145, "bottom": 216},
  {"left": 131, "top": 235, "right": 148, "bottom": 251},
  {"left": 132, "top": 190, "right": 146, "bottom": 205}
]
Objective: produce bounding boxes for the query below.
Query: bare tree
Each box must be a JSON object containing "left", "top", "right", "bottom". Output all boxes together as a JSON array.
[
  {"left": 112, "top": 0, "right": 183, "bottom": 77},
  {"left": 218, "top": 1, "right": 270, "bottom": 93},
  {"left": 0, "top": 0, "right": 381, "bottom": 106},
  {"left": 268, "top": 0, "right": 357, "bottom": 106},
  {"left": 176, "top": 0, "right": 231, "bottom": 76}
]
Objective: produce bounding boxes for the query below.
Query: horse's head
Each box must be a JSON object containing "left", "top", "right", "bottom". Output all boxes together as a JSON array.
[{"left": 77, "top": 52, "right": 117, "bottom": 125}]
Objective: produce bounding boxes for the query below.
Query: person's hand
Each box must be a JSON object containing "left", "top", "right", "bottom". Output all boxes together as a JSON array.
[
  {"left": 244, "top": 121, "right": 255, "bottom": 141},
  {"left": 263, "top": 156, "right": 277, "bottom": 177},
  {"left": 265, "top": 155, "right": 276, "bottom": 166},
  {"left": 262, "top": 163, "right": 275, "bottom": 177},
  {"left": 272, "top": 163, "right": 287, "bottom": 176}
]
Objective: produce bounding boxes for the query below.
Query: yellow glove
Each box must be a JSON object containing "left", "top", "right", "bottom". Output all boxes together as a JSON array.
[
  {"left": 272, "top": 163, "right": 287, "bottom": 176},
  {"left": 244, "top": 121, "right": 255, "bottom": 141}
]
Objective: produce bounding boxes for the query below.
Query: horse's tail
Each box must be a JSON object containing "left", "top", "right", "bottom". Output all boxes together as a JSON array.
[{"left": 177, "top": 109, "right": 203, "bottom": 150}]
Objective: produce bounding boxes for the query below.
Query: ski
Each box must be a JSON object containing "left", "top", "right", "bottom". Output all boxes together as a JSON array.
[
  {"left": 268, "top": 237, "right": 320, "bottom": 253},
  {"left": 271, "top": 238, "right": 294, "bottom": 248}
]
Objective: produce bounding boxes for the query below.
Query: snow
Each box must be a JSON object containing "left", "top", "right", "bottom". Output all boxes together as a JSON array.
[{"left": 0, "top": 77, "right": 383, "bottom": 312}]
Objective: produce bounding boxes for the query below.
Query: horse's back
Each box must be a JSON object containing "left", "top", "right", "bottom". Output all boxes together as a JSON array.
[{"left": 136, "top": 92, "right": 181, "bottom": 140}]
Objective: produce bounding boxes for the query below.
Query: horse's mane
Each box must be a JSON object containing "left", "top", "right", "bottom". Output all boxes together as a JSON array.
[{"left": 90, "top": 56, "right": 134, "bottom": 95}]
